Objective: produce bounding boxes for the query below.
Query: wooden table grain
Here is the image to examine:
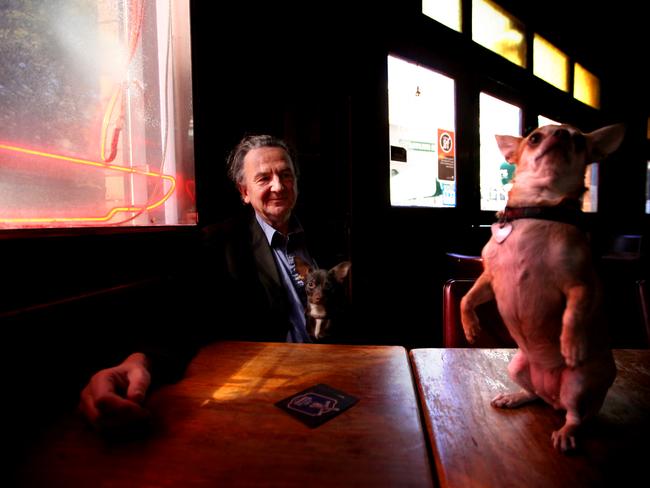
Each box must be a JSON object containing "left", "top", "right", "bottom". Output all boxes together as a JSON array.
[
  {"left": 409, "top": 348, "right": 650, "bottom": 488},
  {"left": 18, "top": 341, "right": 434, "bottom": 487}
]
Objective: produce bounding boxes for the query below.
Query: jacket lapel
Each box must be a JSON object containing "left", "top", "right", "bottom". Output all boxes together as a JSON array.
[{"left": 248, "top": 216, "right": 286, "bottom": 311}]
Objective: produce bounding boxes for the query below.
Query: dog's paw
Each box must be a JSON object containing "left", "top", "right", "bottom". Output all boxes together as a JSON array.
[
  {"left": 460, "top": 306, "right": 481, "bottom": 343},
  {"left": 561, "top": 337, "right": 587, "bottom": 368},
  {"left": 491, "top": 390, "right": 537, "bottom": 409},
  {"left": 551, "top": 425, "right": 578, "bottom": 453},
  {"left": 461, "top": 320, "right": 481, "bottom": 343}
]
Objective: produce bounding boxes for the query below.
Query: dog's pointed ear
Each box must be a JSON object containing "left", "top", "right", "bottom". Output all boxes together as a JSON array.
[
  {"left": 331, "top": 261, "right": 351, "bottom": 283},
  {"left": 495, "top": 135, "right": 523, "bottom": 164},
  {"left": 586, "top": 124, "right": 625, "bottom": 162},
  {"left": 294, "top": 256, "right": 313, "bottom": 281}
]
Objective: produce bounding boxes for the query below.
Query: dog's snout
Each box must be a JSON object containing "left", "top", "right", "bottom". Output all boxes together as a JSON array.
[
  {"left": 553, "top": 128, "right": 570, "bottom": 141},
  {"left": 572, "top": 133, "right": 586, "bottom": 152},
  {"left": 551, "top": 128, "right": 586, "bottom": 152}
]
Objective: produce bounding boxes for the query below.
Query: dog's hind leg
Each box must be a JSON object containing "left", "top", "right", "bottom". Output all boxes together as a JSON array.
[
  {"left": 552, "top": 359, "right": 616, "bottom": 452},
  {"left": 491, "top": 350, "right": 538, "bottom": 408}
]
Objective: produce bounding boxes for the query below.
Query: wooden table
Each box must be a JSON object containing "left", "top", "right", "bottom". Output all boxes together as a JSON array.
[
  {"left": 18, "top": 341, "right": 434, "bottom": 487},
  {"left": 410, "top": 348, "right": 650, "bottom": 488}
]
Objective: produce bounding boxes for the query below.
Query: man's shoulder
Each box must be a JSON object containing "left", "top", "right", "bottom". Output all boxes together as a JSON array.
[{"left": 201, "top": 209, "right": 254, "bottom": 244}]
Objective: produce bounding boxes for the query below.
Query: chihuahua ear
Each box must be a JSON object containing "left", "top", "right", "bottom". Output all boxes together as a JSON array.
[
  {"left": 495, "top": 135, "right": 523, "bottom": 164},
  {"left": 294, "top": 256, "right": 313, "bottom": 281},
  {"left": 331, "top": 261, "right": 351, "bottom": 283},
  {"left": 586, "top": 124, "right": 625, "bottom": 162}
]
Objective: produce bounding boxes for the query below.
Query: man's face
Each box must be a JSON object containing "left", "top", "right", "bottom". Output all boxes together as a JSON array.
[{"left": 238, "top": 146, "right": 298, "bottom": 231}]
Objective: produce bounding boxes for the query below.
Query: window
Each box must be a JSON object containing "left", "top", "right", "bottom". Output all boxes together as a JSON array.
[
  {"left": 573, "top": 63, "right": 600, "bottom": 109},
  {"left": 533, "top": 35, "right": 569, "bottom": 92},
  {"left": 422, "top": 0, "right": 462, "bottom": 32},
  {"left": 479, "top": 93, "right": 521, "bottom": 211},
  {"left": 0, "top": 0, "right": 195, "bottom": 229},
  {"left": 582, "top": 162, "right": 599, "bottom": 213},
  {"left": 646, "top": 160, "right": 650, "bottom": 214},
  {"left": 388, "top": 55, "right": 456, "bottom": 208},
  {"left": 472, "top": 0, "right": 526, "bottom": 68},
  {"left": 538, "top": 115, "right": 560, "bottom": 127},
  {"left": 646, "top": 117, "right": 650, "bottom": 214}
]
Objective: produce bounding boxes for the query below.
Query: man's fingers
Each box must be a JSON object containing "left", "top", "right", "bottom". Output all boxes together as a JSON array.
[
  {"left": 95, "top": 394, "right": 150, "bottom": 429},
  {"left": 126, "top": 367, "right": 151, "bottom": 404},
  {"left": 78, "top": 354, "right": 152, "bottom": 431},
  {"left": 78, "top": 385, "right": 102, "bottom": 425}
]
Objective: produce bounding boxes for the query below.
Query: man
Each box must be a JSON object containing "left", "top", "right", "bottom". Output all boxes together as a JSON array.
[{"left": 79, "top": 135, "right": 317, "bottom": 429}]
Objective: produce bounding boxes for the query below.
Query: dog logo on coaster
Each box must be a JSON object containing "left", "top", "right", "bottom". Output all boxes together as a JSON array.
[
  {"left": 287, "top": 393, "right": 340, "bottom": 416},
  {"left": 276, "top": 383, "right": 359, "bottom": 427}
]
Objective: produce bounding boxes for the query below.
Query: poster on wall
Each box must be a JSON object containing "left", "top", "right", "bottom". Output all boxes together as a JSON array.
[{"left": 437, "top": 129, "right": 455, "bottom": 181}]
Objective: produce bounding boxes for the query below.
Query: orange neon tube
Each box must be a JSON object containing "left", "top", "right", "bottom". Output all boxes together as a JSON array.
[{"left": 0, "top": 143, "right": 176, "bottom": 224}]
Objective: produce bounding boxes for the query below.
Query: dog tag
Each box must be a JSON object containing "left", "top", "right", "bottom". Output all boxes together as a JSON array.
[{"left": 491, "top": 222, "right": 512, "bottom": 244}]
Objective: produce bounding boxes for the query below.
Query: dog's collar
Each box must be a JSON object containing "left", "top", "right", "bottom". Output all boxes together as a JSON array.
[{"left": 498, "top": 199, "right": 586, "bottom": 229}]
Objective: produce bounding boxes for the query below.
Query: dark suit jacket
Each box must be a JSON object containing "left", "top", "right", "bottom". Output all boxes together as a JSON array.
[
  {"left": 143, "top": 208, "right": 294, "bottom": 381},
  {"left": 199, "top": 207, "right": 292, "bottom": 342}
]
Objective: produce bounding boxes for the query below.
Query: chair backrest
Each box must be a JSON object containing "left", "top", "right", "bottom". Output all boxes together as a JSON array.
[
  {"left": 445, "top": 252, "right": 484, "bottom": 280},
  {"left": 442, "top": 279, "right": 516, "bottom": 348},
  {"left": 607, "top": 234, "right": 642, "bottom": 259},
  {"left": 638, "top": 279, "right": 650, "bottom": 347}
]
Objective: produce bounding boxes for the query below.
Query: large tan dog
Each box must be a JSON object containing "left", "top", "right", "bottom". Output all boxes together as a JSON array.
[{"left": 461, "top": 123, "right": 625, "bottom": 452}]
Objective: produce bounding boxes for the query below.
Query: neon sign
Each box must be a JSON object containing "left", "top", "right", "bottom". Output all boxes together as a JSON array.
[{"left": 0, "top": 143, "right": 176, "bottom": 225}]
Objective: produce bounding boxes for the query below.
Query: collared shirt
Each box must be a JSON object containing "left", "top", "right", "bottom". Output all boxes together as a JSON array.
[{"left": 255, "top": 213, "right": 316, "bottom": 343}]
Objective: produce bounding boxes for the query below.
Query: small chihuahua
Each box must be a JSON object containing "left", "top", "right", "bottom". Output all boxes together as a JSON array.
[
  {"left": 295, "top": 258, "right": 352, "bottom": 342},
  {"left": 461, "top": 123, "right": 625, "bottom": 452}
]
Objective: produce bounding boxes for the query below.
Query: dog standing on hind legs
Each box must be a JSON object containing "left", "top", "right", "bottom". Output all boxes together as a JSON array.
[{"left": 460, "top": 123, "right": 625, "bottom": 452}]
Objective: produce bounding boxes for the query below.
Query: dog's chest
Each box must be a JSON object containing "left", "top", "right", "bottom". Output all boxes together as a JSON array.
[{"left": 484, "top": 221, "right": 561, "bottom": 280}]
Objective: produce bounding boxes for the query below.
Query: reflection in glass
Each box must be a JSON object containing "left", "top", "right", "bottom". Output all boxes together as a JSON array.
[
  {"left": 472, "top": 0, "right": 526, "bottom": 68},
  {"left": 0, "top": 0, "right": 195, "bottom": 228},
  {"left": 480, "top": 93, "right": 521, "bottom": 211},
  {"left": 646, "top": 161, "right": 650, "bottom": 214},
  {"left": 422, "top": 0, "right": 462, "bottom": 32},
  {"left": 574, "top": 63, "right": 600, "bottom": 109},
  {"left": 388, "top": 55, "right": 456, "bottom": 208},
  {"left": 533, "top": 35, "right": 568, "bottom": 92},
  {"left": 538, "top": 115, "right": 560, "bottom": 127}
]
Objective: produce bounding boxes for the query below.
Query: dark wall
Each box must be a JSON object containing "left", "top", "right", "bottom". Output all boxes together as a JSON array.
[{"left": 188, "top": 2, "right": 647, "bottom": 356}]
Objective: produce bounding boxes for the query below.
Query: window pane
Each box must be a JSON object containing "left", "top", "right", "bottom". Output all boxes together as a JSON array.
[
  {"left": 533, "top": 35, "right": 568, "bottom": 92},
  {"left": 582, "top": 163, "right": 599, "bottom": 213},
  {"left": 574, "top": 63, "right": 600, "bottom": 109},
  {"left": 646, "top": 161, "right": 650, "bottom": 214},
  {"left": 538, "top": 115, "right": 560, "bottom": 126},
  {"left": 0, "top": 0, "right": 195, "bottom": 228},
  {"left": 472, "top": 0, "right": 526, "bottom": 68},
  {"left": 480, "top": 93, "right": 521, "bottom": 211},
  {"left": 388, "top": 55, "right": 456, "bottom": 208},
  {"left": 422, "top": 0, "right": 462, "bottom": 32}
]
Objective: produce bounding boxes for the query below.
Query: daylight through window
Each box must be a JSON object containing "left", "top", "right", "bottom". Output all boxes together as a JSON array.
[{"left": 0, "top": 0, "right": 195, "bottom": 229}]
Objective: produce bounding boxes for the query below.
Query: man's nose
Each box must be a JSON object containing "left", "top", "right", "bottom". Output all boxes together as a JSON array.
[{"left": 270, "top": 175, "right": 284, "bottom": 191}]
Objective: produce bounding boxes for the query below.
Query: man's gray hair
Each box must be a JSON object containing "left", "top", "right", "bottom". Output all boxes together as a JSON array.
[{"left": 226, "top": 135, "right": 296, "bottom": 185}]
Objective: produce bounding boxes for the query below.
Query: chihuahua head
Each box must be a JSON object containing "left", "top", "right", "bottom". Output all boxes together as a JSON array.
[{"left": 496, "top": 124, "right": 625, "bottom": 206}]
